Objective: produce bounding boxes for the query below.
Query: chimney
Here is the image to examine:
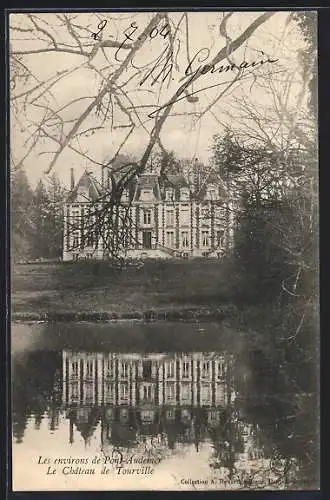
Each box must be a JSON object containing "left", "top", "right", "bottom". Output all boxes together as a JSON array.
[
  {"left": 70, "top": 168, "right": 75, "bottom": 190},
  {"left": 101, "top": 166, "right": 105, "bottom": 189},
  {"left": 107, "top": 167, "right": 111, "bottom": 189}
]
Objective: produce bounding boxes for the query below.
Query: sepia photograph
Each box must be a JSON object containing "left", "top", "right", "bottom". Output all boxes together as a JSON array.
[{"left": 9, "top": 9, "right": 319, "bottom": 491}]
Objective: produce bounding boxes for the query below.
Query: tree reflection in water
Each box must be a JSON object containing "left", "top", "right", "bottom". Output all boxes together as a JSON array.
[{"left": 12, "top": 345, "right": 318, "bottom": 489}]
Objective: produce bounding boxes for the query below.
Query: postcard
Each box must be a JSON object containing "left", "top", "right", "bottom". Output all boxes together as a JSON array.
[{"left": 9, "top": 10, "right": 319, "bottom": 491}]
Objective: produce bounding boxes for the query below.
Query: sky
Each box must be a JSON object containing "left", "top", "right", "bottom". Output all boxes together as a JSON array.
[{"left": 9, "top": 11, "right": 314, "bottom": 188}]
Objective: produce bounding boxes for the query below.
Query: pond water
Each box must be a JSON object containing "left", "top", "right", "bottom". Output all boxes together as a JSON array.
[{"left": 12, "top": 321, "right": 318, "bottom": 491}]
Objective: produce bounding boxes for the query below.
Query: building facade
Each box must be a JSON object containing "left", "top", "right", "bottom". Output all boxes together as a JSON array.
[
  {"left": 62, "top": 164, "right": 236, "bottom": 261},
  {"left": 62, "top": 350, "right": 235, "bottom": 410},
  {"left": 61, "top": 350, "right": 237, "bottom": 449},
  {"left": 61, "top": 350, "right": 269, "bottom": 468}
]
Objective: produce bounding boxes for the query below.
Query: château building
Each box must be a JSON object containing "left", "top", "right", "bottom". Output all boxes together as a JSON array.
[{"left": 62, "top": 160, "right": 237, "bottom": 261}]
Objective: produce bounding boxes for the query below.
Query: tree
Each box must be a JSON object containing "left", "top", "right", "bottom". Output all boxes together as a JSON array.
[
  {"left": 44, "top": 173, "right": 65, "bottom": 258},
  {"left": 32, "top": 179, "right": 50, "bottom": 258},
  {"left": 293, "top": 11, "right": 317, "bottom": 117},
  {"left": 208, "top": 14, "right": 318, "bottom": 485},
  {"left": 209, "top": 8, "right": 318, "bottom": 304},
  {"left": 154, "top": 150, "right": 181, "bottom": 177},
  {"left": 11, "top": 167, "right": 35, "bottom": 262},
  {"left": 10, "top": 11, "right": 284, "bottom": 258},
  {"left": 32, "top": 174, "right": 65, "bottom": 259}
]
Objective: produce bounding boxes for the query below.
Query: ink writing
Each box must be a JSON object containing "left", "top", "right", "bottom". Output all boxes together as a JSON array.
[
  {"left": 91, "top": 20, "right": 108, "bottom": 41},
  {"left": 90, "top": 18, "right": 279, "bottom": 119}
]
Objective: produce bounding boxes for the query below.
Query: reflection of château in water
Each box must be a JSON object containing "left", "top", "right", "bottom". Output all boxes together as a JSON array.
[
  {"left": 13, "top": 349, "right": 270, "bottom": 474},
  {"left": 63, "top": 351, "right": 235, "bottom": 408},
  {"left": 62, "top": 351, "right": 241, "bottom": 450}
]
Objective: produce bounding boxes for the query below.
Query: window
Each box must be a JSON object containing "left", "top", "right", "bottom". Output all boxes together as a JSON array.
[
  {"left": 85, "top": 383, "right": 94, "bottom": 401},
  {"left": 166, "top": 408, "right": 175, "bottom": 419},
  {"left": 72, "top": 232, "right": 80, "bottom": 248},
  {"left": 122, "top": 229, "right": 131, "bottom": 248},
  {"left": 141, "top": 410, "right": 154, "bottom": 422},
  {"left": 215, "top": 206, "right": 225, "bottom": 220},
  {"left": 86, "top": 360, "right": 93, "bottom": 377},
  {"left": 166, "top": 361, "right": 175, "bottom": 378},
  {"left": 122, "top": 188, "right": 129, "bottom": 202},
  {"left": 106, "top": 360, "right": 114, "bottom": 378},
  {"left": 201, "top": 207, "right": 209, "bottom": 219},
  {"left": 86, "top": 229, "right": 96, "bottom": 247},
  {"left": 71, "top": 361, "right": 79, "bottom": 377},
  {"left": 166, "top": 383, "right": 175, "bottom": 400},
  {"left": 121, "top": 362, "right": 128, "bottom": 378},
  {"left": 71, "top": 382, "right": 79, "bottom": 400},
  {"left": 182, "top": 252, "right": 189, "bottom": 260},
  {"left": 72, "top": 210, "right": 80, "bottom": 226},
  {"left": 207, "top": 188, "right": 217, "bottom": 200},
  {"left": 180, "top": 189, "right": 190, "bottom": 201},
  {"left": 202, "top": 231, "right": 209, "bottom": 247},
  {"left": 201, "top": 361, "right": 210, "bottom": 378},
  {"left": 166, "top": 231, "right": 175, "bottom": 247},
  {"left": 217, "top": 361, "right": 224, "bottom": 378},
  {"left": 166, "top": 209, "right": 174, "bottom": 225},
  {"left": 119, "top": 383, "right": 129, "bottom": 400},
  {"left": 165, "top": 188, "right": 174, "bottom": 201},
  {"left": 140, "top": 188, "right": 153, "bottom": 201},
  {"left": 181, "top": 208, "right": 190, "bottom": 225},
  {"left": 181, "top": 384, "right": 190, "bottom": 400},
  {"left": 181, "top": 231, "right": 189, "bottom": 248},
  {"left": 201, "top": 384, "right": 211, "bottom": 401},
  {"left": 105, "top": 382, "right": 114, "bottom": 399},
  {"left": 182, "top": 361, "right": 190, "bottom": 378},
  {"left": 143, "top": 209, "right": 152, "bottom": 225},
  {"left": 181, "top": 409, "right": 191, "bottom": 421},
  {"left": 208, "top": 410, "right": 218, "bottom": 421},
  {"left": 143, "top": 385, "right": 152, "bottom": 400},
  {"left": 120, "top": 408, "right": 129, "bottom": 421},
  {"left": 216, "top": 229, "right": 224, "bottom": 247}
]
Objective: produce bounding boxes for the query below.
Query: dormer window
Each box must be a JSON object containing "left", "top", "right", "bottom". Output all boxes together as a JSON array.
[
  {"left": 122, "top": 188, "right": 129, "bottom": 202},
  {"left": 201, "top": 206, "right": 209, "bottom": 219},
  {"left": 140, "top": 188, "right": 153, "bottom": 202},
  {"left": 207, "top": 187, "right": 218, "bottom": 200},
  {"left": 180, "top": 188, "right": 190, "bottom": 201},
  {"left": 165, "top": 188, "right": 174, "bottom": 201}
]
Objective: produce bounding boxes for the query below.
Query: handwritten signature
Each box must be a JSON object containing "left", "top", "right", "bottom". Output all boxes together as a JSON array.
[
  {"left": 91, "top": 19, "right": 279, "bottom": 118},
  {"left": 139, "top": 45, "right": 279, "bottom": 117}
]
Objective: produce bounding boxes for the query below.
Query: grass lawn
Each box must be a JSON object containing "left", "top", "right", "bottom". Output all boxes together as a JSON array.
[{"left": 11, "top": 260, "right": 235, "bottom": 317}]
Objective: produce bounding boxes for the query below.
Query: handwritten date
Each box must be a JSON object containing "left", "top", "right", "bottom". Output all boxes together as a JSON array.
[{"left": 91, "top": 19, "right": 170, "bottom": 62}]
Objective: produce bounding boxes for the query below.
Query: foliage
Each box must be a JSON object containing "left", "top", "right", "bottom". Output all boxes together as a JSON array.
[
  {"left": 11, "top": 169, "right": 65, "bottom": 261},
  {"left": 11, "top": 167, "right": 35, "bottom": 261},
  {"left": 293, "top": 11, "right": 317, "bottom": 117},
  {"left": 31, "top": 173, "right": 65, "bottom": 259},
  {"left": 154, "top": 150, "right": 182, "bottom": 177}
]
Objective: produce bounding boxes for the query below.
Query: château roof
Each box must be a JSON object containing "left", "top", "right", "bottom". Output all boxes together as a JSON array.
[
  {"left": 162, "top": 174, "right": 189, "bottom": 189},
  {"left": 66, "top": 167, "right": 229, "bottom": 204},
  {"left": 195, "top": 171, "right": 229, "bottom": 201},
  {"left": 66, "top": 170, "right": 102, "bottom": 203},
  {"left": 70, "top": 407, "right": 100, "bottom": 444}
]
